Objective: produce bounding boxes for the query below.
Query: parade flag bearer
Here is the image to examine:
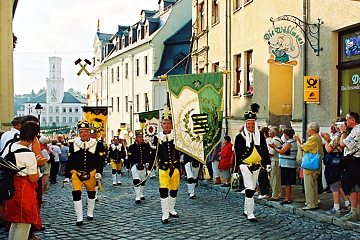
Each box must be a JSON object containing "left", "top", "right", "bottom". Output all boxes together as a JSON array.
[
  {"left": 64, "top": 120, "right": 104, "bottom": 226},
  {"left": 154, "top": 109, "right": 181, "bottom": 224},
  {"left": 126, "top": 129, "right": 154, "bottom": 204}
]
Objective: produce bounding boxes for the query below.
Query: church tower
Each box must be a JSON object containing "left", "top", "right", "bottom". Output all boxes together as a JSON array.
[{"left": 46, "top": 56, "right": 64, "bottom": 103}]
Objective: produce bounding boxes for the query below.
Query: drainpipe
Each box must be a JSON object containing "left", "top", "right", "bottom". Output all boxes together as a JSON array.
[
  {"left": 224, "top": 0, "right": 229, "bottom": 135},
  {"left": 301, "top": 0, "right": 308, "bottom": 142}
]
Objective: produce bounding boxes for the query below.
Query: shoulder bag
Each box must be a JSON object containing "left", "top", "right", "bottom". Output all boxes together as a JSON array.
[{"left": 301, "top": 136, "right": 321, "bottom": 171}]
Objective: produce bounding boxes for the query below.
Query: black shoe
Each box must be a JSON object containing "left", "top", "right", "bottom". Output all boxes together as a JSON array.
[
  {"left": 161, "top": 219, "right": 169, "bottom": 224},
  {"left": 76, "top": 221, "right": 83, "bottom": 226},
  {"left": 169, "top": 213, "right": 179, "bottom": 218},
  {"left": 87, "top": 216, "right": 94, "bottom": 220},
  {"left": 189, "top": 195, "right": 196, "bottom": 199},
  {"left": 35, "top": 226, "right": 45, "bottom": 231},
  {"left": 248, "top": 218, "right": 257, "bottom": 222},
  {"left": 135, "top": 200, "right": 141, "bottom": 204},
  {"left": 113, "top": 184, "right": 117, "bottom": 186},
  {"left": 221, "top": 184, "right": 230, "bottom": 187},
  {"left": 117, "top": 183, "right": 122, "bottom": 186},
  {"left": 140, "top": 197, "right": 145, "bottom": 200}
]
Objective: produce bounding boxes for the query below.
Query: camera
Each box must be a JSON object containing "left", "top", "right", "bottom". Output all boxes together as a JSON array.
[{"left": 335, "top": 121, "right": 346, "bottom": 128}]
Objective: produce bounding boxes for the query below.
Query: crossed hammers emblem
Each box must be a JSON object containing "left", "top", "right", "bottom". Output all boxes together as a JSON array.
[{"left": 75, "top": 58, "right": 91, "bottom": 76}]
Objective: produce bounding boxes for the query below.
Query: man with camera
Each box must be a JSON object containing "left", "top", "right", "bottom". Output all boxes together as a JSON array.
[
  {"left": 339, "top": 112, "right": 360, "bottom": 221},
  {"left": 64, "top": 120, "right": 104, "bottom": 226}
]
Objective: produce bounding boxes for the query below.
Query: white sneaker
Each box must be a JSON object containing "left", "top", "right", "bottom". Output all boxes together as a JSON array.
[
  {"left": 258, "top": 195, "right": 267, "bottom": 200},
  {"left": 240, "top": 189, "right": 246, "bottom": 194}
]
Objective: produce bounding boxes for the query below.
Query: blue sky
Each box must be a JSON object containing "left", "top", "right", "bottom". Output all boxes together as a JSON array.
[{"left": 12, "top": 0, "right": 159, "bottom": 95}]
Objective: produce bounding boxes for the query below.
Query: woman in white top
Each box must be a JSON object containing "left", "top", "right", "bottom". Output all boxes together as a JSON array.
[{"left": 5, "top": 121, "right": 42, "bottom": 240}]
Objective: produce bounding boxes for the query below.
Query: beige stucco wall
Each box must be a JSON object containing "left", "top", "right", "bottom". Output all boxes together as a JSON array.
[{"left": 192, "top": 0, "right": 360, "bottom": 140}]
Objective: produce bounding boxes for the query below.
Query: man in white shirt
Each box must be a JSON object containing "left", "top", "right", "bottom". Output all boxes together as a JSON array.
[
  {"left": 49, "top": 140, "right": 61, "bottom": 184},
  {"left": 0, "top": 117, "right": 22, "bottom": 152}
]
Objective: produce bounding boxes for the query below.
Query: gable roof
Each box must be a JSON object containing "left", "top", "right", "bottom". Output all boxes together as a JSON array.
[{"left": 25, "top": 92, "right": 87, "bottom": 104}]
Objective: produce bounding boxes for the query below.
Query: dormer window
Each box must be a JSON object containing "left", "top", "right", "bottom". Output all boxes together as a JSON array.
[
  {"left": 174, "top": 53, "right": 186, "bottom": 68},
  {"left": 145, "top": 26, "right": 149, "bottom": 36},
  {"left": 129, "top": 36, "right": 132, "bottom": 44},
  {"left": 138, "top": 29, "right": 141, "bottom": 40}
]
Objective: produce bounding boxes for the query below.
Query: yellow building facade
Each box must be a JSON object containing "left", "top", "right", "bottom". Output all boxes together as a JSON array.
[
  {"left": 192, "top": 0, "right": 360, "bottom": 139},
  {"left": 0, "top": 0, "right": 16, "bottom": 130}
]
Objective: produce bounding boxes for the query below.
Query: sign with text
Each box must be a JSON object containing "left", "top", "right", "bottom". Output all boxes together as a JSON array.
[{"left": 304, "top": 76, "right": 320, "bottom": 102}]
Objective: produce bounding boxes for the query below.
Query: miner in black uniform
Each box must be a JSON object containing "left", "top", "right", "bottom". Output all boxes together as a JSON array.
[
  {"left": 63, "top": 120, "right": 104, "bottom": 226},
  {"left": 154, "top": 110, "right": 181, "bottom": 224},
  {"left": 183, "top": 154, "right": 200, "bottom": 199},
  {"left": 108, "top": 136, "right": 126, "bottom": 186},
  {"left": 126, "top": 129, "right": 154, "bottom": 204},
  {"left": 234, "top": 104, "right": 270, "bottom": 222}
]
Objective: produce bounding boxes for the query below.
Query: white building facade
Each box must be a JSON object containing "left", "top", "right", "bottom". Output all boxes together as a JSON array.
[
  {"left": 18, "top": 57, "right": 87, "bottom": 133},
  {"left": 88, "top": 0, "right": 191, "bottom": 143}
]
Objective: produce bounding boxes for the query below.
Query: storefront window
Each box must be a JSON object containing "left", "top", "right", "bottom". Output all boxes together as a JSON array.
[
  {"left": 339, "top": 68, "right": 360, "bottom": 117},
  {"left": 338, "top": 27, "right": 360, "bottom": 117}
]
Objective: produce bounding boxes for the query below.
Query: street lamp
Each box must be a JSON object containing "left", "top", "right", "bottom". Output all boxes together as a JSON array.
[{"left": 35, "top": 103, "right": 43, "bottom": 130}]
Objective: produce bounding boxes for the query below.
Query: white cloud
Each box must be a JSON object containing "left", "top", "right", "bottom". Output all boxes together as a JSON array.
[{"left": 13, "top": 0, "right": 159, "bottom": 95}]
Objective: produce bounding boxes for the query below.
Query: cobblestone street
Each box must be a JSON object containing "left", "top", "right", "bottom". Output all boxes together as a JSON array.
[{"left": 0, "top": 166, "right": 358, "bottom": 240}]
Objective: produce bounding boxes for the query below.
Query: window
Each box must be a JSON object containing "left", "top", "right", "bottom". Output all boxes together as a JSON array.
[
  {"left": 338, "top": 27, "right": 360, "bottom": 116},
  {"left": 56, "top": 116, "right": 59, "bottom": 123},
  {"left": 174, "top": 53, "right": 186, "bottom": 68},
  {"left": 129, "top": 36, "right": 132, "bottom": 44},
  {"left": 117, "top": 97, "right": 120, "bottom": 112},
  {"left": 136, "top": 59, "right": 139, "bottom": 77},
  {"left": 199, "top": 68, "right": 204, "bottom": 73},
  {"left": 63, "top": 107, "right": 66, "bottom": 113},
  {"left": 234, "top": 54, "right": 241, "bottom": 95},
  {"left": 75, "top": 107, "right": 79, "bottom": 113},
  {"left": 144, "top": 93, "right": 149, "bottom": 111},
  {"left": 74, "top": 117, "right": 78, "bottom": 123},
  {"left": 69, "top": 107, "right": 72, "bottom": 113},
  {"left": 117, "top": 66, "right": 120, "bottom": 81},
  {"left": 234, "top": 0, "right": 241, "bottom": 10},
  {"left": 144, "top": 56, "right": 148, "bottom": 75},
  {"left": 55, "top": 107, "right": 59, "bottom": 113},
  {"left": 213, "top": 62, "right": 220, "bottom": 72},
  {"left": 125, "top": 96, "right": 129, "bottom": 112},
  {"left": 49, "top": 107, "right": 53, "bottom": 113},
  {"left": 199, "top": 2, "right": 205, "bottom": 31},
  {"left": 145, "top": 26, "right": 149, "bottom": 36},
  {"left": 125, "top": 63, "right": 129, "bottom": 79},
  {"left": 63, "top": 117, "right": 66, "bottom": 123},
  {"left": 42, "top": 117, "right": 46, "bottom": 124},
  {"left": 245, "top": 50, "right": 253, "bottom": 95},
  {"left": 111, "top": 97, "right": 114, "bottom": 111},
  {"left": 212, "top": 0, "right": 220, "bottom": 24},
  {"left": 138, "top": 29, "right": 141, "bottom": 40},
  {"left": 69, "top": 117, "right": 72, "bottom": 123},
  {"left": 111, "top": 68, "right": 114, "bottom": 83},
  {"left": 136, "top": 94, "right": 140, "bottom": 112},
  {"left": 49, "top": 116, "right": 53, "bottom": 122}
]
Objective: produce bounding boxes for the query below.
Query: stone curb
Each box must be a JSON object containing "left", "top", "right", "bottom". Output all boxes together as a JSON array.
[{"left": 200, "top": 181, "right": 360, "bottom": 233}]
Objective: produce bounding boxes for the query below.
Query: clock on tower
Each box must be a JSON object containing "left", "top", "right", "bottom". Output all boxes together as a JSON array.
[{"left": 51, "top": 88, "right": 57, "bottom": 102}]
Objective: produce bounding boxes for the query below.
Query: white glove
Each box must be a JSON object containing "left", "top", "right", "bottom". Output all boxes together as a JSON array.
[
  {"left": 125, "top": 156, "right": 128, "bottom": 160},
  {"left": 232, "top": 173, "right": 239, "bottom": 180},
  {"left": 95, "top": 173, "right": 101, "bottom": 180},
  {"left": 121, "top": 158, "right": 124, "bottom": 163},
  {"left": 63, "top": 178, "right": 70, "bottom": 183},
  {"left": 146, "top": 163, "right": 149, "bottom": 167},
  {"left": 266, "top": 165, "right": 272, "bottom": 172}
]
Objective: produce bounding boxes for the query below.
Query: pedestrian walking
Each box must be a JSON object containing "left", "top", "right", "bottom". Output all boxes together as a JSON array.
[{"left": 108, "top": 136, "right": 126, "bottom": 186}]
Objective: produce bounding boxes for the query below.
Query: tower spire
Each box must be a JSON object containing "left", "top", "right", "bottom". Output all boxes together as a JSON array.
[{"left": 97, "top": 19, "right": 100, "bottom": 32}]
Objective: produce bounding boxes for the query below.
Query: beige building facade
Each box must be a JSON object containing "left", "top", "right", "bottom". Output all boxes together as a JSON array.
[{"left": 192, "top": 0, "right": 360, "bottom": 139}]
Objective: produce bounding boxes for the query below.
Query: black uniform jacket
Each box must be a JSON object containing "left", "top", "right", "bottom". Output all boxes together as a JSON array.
[
  {"left": 108, "top": 143, "right": 126, "bottom": 161},
  {"left": 65, "top": 138, "right": 104, "bottom": 178},
  {"left": 153, "top": 132, "right": 180, "bottom": 171},
  {"left": 126, "top": 142, "right": 154, "bottom": 170},
  {"left": 234, "top": 131, "right": 270, "bottom": 171}
]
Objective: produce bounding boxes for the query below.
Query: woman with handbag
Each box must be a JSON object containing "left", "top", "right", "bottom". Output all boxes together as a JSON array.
[
  {"left": 269, "top": 128, "right": 298, "bottom": 205},
  {"left": 294, "top": 122, "right": 324, "bottom": 210},
  {"left": 321, "top": 127, "right": 351, "bottom": 216}
]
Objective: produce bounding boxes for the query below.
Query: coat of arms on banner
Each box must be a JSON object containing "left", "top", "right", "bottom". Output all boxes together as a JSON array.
[
  {"left": 168, "top": 72, "right": 223, "bottom": 164},
  {"left": 138, "top": 110, "right": 159, "bottom": 142},
  {"left": 82, "top": 106, "right": 108, "bottom": 138}
]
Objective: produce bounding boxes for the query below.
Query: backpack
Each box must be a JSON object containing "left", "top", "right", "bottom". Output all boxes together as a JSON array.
[
  {"left": 0, "top": 132, "right": 20, "bottom": 156},
  {"left": 0, "top": 142, "right": 31, "bottom": 201}
]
